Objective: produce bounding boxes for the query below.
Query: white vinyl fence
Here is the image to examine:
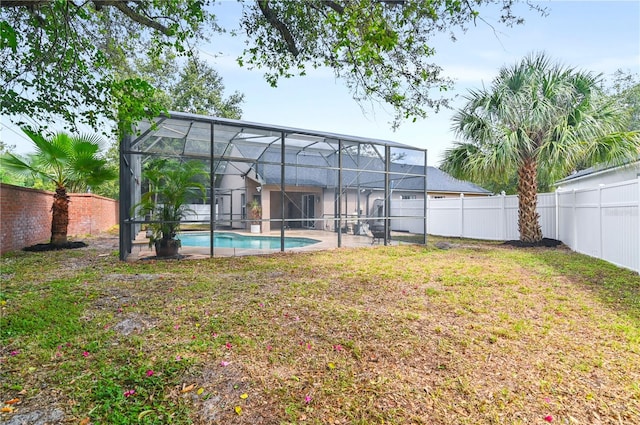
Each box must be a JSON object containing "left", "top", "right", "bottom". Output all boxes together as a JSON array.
[
  {"left": 425, "top": 193, "right": 558, "bottom": 241},
  {"left": 424, "top": 178, "right": 639, "bottom": 273},
  {"left": 557, "top": 179, "right": 639, "bottom": 273}
]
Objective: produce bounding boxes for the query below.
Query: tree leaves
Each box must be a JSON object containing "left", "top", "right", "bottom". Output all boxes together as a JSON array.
[
  {"left": 238, "top": 1, "right": 543, "bottom": 128},
  {"left": 0, "top": 127, "right": 116, "bottom": 192},
  {"left": 0, "top": 1, "right": 211, "bottom": 135},
  {"left": 0, "top": 20, "right": 16, "bottom": 52},
  {"left": 168, "top": 54, "right": 244, "bottom": 118},
  {"left": 442, "top": 52, "right": 640, "bottom": 241},
  {"left": 1, "top": 1, "right": 541, "bottom": 134}
]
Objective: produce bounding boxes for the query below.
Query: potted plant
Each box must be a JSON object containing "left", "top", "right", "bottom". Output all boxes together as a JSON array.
[
  {"left": 134, "top": 159, "right": 207, "bottom": 257},
  {"left": 247, "top": 198, "right": 262, "bottom": 233}
]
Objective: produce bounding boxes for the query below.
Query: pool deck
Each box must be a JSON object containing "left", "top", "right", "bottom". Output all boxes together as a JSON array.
[{"left": 129, "top": 229, "right": 401, "bottom": 260}]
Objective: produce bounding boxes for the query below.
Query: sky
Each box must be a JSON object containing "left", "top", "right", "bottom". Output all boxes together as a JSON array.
[{"left": 1, "top": 1, "right": 639, "bottom": 166}]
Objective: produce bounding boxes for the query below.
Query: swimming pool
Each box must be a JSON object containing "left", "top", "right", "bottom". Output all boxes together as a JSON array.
[{"left": 178, "top": 232, "right": 320, "bottom": 250}]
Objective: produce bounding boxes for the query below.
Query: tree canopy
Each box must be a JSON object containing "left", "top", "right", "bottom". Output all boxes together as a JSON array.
[
  {"left": 1, "top": 0, "right": 542, "bottom": 134},
  {"left": 1, "top": 128, "right": 116, "bottom": 244},
  {"left": 168, "top": 54, "right": 244, "bottom": 118},
  {"left": 607, "top": 69, "right": 640, "bottom": 132},
  {"left": 441, "top": 53, "right": 640, "bottom": 243},
  {"left": 1, "top": 1, "right": 211, "bottom": 133},
  {"left": 454, "top": 69, "right": 640, "bottom": 195}
]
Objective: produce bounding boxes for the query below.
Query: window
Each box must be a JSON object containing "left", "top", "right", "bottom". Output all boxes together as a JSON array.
[
  {"left": 433, "top": 195, "right": 445, "bottom": 199},
  {"left": 401, "top": 195, "right": 416, "bottom": 200}
]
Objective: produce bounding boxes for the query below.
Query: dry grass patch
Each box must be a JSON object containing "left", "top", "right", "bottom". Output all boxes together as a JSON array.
[{"left": 1, "top": 236, "right": 638, "bottom": 424}]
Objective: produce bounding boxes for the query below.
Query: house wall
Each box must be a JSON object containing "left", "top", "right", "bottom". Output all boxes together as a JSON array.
[
  {"left": 267, "top": 185, "right": 324, "bottom": 231},
  {"left": 216, "top": 172, "right": 249, "bottom": 229},
  {"left": 320, "top": 189, "right": 435, "bottom": 232},
  {"left": 322, "top": 188, "right": 336, "bottom": 231},
  {"left": 215, "top": 172, "right": 262, "bottom": 230},
  {"left": 557, "top": 162, "right": 640, "bottom": 191},
  {"left": 186, "top": 170, "right": 488, "bottom": 235},
  {"left": 1, "top": 183, "right": 119, "bottom": 254},
  {"left": 320, "top": 188, "right": 375, "bottom": 232}
]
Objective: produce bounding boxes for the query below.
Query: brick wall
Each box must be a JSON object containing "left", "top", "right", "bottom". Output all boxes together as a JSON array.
[{"left": 0, "top": 183, "right": 119, "bottom": 254}]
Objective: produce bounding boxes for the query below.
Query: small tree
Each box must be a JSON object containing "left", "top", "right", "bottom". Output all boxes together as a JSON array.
[
  {"left": 1, "top": 128, "right": 116, "bottom": 246},
  {"left": 134, "top": 159, "right": 208, "bottom": 257},
  {"left": 247, "top": 198, "right": 262, "bottom": 224},
  {"left": 442, "top": 53, "right": 640, "bottom": 243}
]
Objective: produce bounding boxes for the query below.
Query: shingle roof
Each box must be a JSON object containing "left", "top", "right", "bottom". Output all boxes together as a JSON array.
[
  {"left": 256, "top": 151, "right": 490, "bottom": 194},
  {"left": 556, "top": 156, "right": 640, "bottom": 184},
  {"left": 424, "top": 166, "right": 491, "bottom": 194}
]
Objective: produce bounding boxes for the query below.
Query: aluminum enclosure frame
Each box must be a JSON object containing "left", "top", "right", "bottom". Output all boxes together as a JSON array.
[{"left": 119, "top": 112, "right": 428, "bottom": 260}]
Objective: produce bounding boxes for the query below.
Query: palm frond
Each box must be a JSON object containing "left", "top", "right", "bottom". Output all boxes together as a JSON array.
[
  {"left": 444, "top": 51, "right": 637, "bottom": 201},
  {"left": 1, "top": 153, "right": 38, "bottom": 177},
  {"left": 3, "top": 128, "right": 116, "bottom": 191}
]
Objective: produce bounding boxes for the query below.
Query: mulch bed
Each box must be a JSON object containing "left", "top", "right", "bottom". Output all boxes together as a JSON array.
[
  {"left": 503, "top": 238, "right": 563, "bottom": 248},
  {"left": 23, "top": 241, "right": 88, "bottom": 252}
]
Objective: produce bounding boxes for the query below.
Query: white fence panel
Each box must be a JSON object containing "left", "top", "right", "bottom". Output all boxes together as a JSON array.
[
  {"left": 462, "top": 195, "right": 505, "bottom": 240},
  {"left": 557, "top": 191, "right": 576, "bottom": 248},
  {"left": 426, "top": 197, "right": 463, "bottom": 237},
  {"left": 182, "top": 204, "right": 212, "bottom": 221},
  {"left": 391, "top": 199, "right": 425, "bottom": 234},
  {"left": 573, "top": 188, "right": 602, "bottom": 258},
  {"left": 427, "top": 179, "right": 639, "bottom": 273},
  {"left": 503, "top": 196, "right": 520, "bottom": 241},
  {"left": 537, "top": 193, "right": 558, "bottom": 239},
  {"left": 600, "top": 181, "right": 639, "bottom": 271},
  {"left": 428, "top": 193, "right": 557, "bottom": 241}
]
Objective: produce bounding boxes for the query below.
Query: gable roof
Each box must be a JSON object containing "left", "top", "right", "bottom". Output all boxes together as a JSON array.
[
  {"left": 556, "top": 156, "right": 640, "bottom": 184},
  {"left": 255, "top": 151, "right": 490, "bottom": 194},
  {"left": 425, "top": 166, "right": 491, "bottom": 194}
]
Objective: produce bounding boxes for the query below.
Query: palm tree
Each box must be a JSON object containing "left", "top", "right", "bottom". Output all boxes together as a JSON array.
[
  {"left": 441, "top": 53, "right": 639, "bottom": 243},
  {"left": 1, "top": 128, "right": 116, "bottom": 246},
  {"left": 134, "top": 158, "right": 208, "bottom": 257}
]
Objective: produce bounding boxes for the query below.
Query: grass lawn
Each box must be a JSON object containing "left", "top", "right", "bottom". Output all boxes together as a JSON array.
[{"left": 1, "top": 235, "right": 639, "bottom": 424}]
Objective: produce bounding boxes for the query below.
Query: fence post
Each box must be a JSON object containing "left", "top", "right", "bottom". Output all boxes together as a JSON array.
[
  {"left": 426, "top": 195, "right": 431, "bottom": 234},
  {"left": 572, "top": 189, "right": 577, "bottom": 251},
  {"left": 500, "top": 191, "right": 506, "bottom": 240},
  {"left": 459, "top": 193, "right": 464, "bottom": 238},
  {"left": 555, "top": 188, "right": 560, "bottom": 240}
]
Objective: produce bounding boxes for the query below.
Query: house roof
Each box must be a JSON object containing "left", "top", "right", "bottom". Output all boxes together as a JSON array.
[
  {"left": 424, "top": 166, "right": 491, "bottom": 194},
  {"left": 556, "top": 156, "right": 640, "bottom": 184},
  {"left": 257, "top": 151, "right": 490, "bottom": 194}
]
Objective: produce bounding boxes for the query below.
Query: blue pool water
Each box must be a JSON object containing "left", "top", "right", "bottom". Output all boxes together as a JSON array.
[{"left": 178, "top": 232, "right": 320, "bottom": 249}]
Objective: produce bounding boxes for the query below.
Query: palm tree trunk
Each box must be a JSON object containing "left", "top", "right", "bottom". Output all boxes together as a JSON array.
[
  {"left": 517, "top": 157, "right": 543, "bottom": 243},
  {"left": 50, "top": 187, "right": 69, "bottom": 245}
]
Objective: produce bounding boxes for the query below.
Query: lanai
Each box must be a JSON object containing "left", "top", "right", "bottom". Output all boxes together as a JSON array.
[{"left": 119, "top": 112, "right": 428, "bottom": 260}]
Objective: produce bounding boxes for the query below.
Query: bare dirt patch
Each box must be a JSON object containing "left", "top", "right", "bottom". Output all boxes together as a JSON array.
[{"left": 113, "top": 314, "right": 159, "bottom": 336}]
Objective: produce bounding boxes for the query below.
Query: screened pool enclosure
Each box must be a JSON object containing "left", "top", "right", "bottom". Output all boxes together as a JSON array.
[{"left": 119, "top": 112, "right": 428, "bottom": 260}]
